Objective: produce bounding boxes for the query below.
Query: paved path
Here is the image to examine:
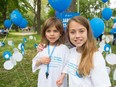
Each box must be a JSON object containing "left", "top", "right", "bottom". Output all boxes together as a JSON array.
[{"left": 10, "top": 32, "right": 36, "bottom": 35}]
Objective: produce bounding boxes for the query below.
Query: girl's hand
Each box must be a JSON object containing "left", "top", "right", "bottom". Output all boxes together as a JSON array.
[
  {"left": 37, "top": 43, "right": 45, "bottom": 52},
  {"left": 40, "top": 56, "right": 51, "bottom": 65},
  {"left": 56, "top": 73, "right": 66, "bottom": 87}
]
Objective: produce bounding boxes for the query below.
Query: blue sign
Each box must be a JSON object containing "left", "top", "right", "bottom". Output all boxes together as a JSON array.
[{"left": 55, "top": 12, "right": 80, "bottom": 30}]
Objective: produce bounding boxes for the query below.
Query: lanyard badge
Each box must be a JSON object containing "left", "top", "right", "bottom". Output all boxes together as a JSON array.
[{"left": 45, "top": 44, "right": 56, "bottom": 79}]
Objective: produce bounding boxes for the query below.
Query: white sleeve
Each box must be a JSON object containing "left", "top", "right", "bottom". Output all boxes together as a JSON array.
[
  {"left": 90, "top": 52, "right": 111, "bottom": 87},
  {"left": 62, "top": 46, "right": 70, "bottom": 74},
  {"left": 32, "top": 53, "right": 41, "bottom": 73}
]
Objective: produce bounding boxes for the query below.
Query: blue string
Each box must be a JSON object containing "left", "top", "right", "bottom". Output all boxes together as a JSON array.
[{"left": 46, "top": 44, "right": 56, "bottom": 77}]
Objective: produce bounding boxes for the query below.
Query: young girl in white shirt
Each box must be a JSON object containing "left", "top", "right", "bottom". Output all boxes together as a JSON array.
[
  {"left": 32, "top": 17, "right": 69, "bottom": 87},
  {"left": 56, "top": 16, "right": 111, "bottom": 87}
]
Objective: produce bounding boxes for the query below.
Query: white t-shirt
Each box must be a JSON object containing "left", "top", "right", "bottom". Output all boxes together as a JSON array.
[
  {"left": 63, "top": 47, "right": 111, "bottom": 87},
  {"left": 32, "top": 44, "right": 69, "bottom": 87}
]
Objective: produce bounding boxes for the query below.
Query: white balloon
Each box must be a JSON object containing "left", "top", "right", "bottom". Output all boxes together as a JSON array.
[
  {"left": 98, "top": 47, "right": 104, "bottom": 53},
  {"left": 13, "top": 48, "right": 19, "bottom": 52},
  {"left": 8, "top": 40, "right": 13, "bottom": 46},
  {"left": 105, "top": 36, "right": 110, "bottom": 43},
  {"left": 113, "top": 69, "right": 116, "bottom": 80},
  {"left": 106, "top": 54, "right": 116, "bottom": 65},
  {"left": 10, "top": 56, "right": 17, "bottom": 66},
  {"left": 12, "top": 52, "right": 23, "bottom": 62},
  {"left": 34, "top": 37, "right": 36, "bottom": 41},
  {"left": 3, "top": 60, "right": 14, "bottom": 70},
  {"left": 99, "top": 41, "right": 105, "bottom": 47},
  {"left": 18, "top": 43, "right": 22, "bottom": 50},
  {"left": 0, "top": 42, "right": 2, "bottom": 47},
  {"left": 29, "top": 35, "right": 33, "bottom": 40},
  {"left": 106, "top": 66, "right": 110, "bottom": 75},
  {"left": 102, "top": 34, "right": 105, "bottom": 40}
]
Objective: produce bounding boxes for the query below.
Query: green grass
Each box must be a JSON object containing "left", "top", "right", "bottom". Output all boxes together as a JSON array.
[
  {"left": 0, "top": 32, "right": 116, "bottom": 87},
  {"left": 0, "top": 33, "right": 40, "bottom": 87}
]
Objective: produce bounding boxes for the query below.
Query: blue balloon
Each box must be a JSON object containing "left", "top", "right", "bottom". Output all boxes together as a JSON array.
[
  {"left": 3, "top": 51, "right": 12, "bottom": 60},
  {"left": 110, "top": 28, "right": 116, "bottom": 34},
  {"left": 23, "top": 38, "right": 27, "bottom": 43},
  {"left": 34, "top": 43, "right": 38, "bottom": 48},
  {"left": 21, "top": 43, "right": 25, "bottom": 55},
  {"left": 48, "top": 0, "right": 72, "bottom": 12},
  {"left": 4, "top": 20, "right": 12, "bottom": 28},
  {"left": 104, "top": 44, "right": 110, "bottom": 52},
  {"left": 113, "top": 18, "right": 116, "bottom": 23},
  {"left": 0, "top": 42, "right": 5, "bottom": 47},
  {"left": 90, "top": 18, "right": 105, "bottom": 38},
  {"left": 102, "top": 0, "right": 108, "bottom": 3},
  {"left": 10, "top": 10, "right": 23, "bottom": 26},
  {"left": 102, "top": 8, "right": 112, "bottom": 20},
  {"left": 19, "top": 18, "right": 28, "bottom": 28}
]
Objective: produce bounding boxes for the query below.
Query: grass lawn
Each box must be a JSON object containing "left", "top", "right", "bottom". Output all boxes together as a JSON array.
[
  {"left": 0, "top": 32, "right": 116, "bottom": 87},
  {"left": 0, "top": 32, "right": 40, "bottom": 87}
]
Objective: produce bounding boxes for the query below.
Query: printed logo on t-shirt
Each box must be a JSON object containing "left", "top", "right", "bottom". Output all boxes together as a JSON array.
[
  {"left": 67, "top": 62, "right": 78, "bottom": 76},
  {"left": 49, "top": 56, "right": 63, "bottom": 68}
]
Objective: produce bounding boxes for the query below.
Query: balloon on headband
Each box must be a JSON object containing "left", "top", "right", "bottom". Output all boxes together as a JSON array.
[
  {"left": 10, "top": 10, "right": 23, "bottom": 26},
  {"left": 102, "top": 0, "right": 108, "bottom": 3},
  {"left": 4, "top": 20, "right": 12, "bottom": 28},
  {"left": 48, "top": 0, "right": 72, "bottom": 12},
  {"left": 90, "top": 18, "right": 105, "bottom": 38},
  {"left": 102, "top": 8, "right": 112, "bottom": 20}
]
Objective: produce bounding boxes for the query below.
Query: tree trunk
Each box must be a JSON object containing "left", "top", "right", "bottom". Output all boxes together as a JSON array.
[
  {"left": 37, "top": 0, "right": 41, "bottom": 34},
  {"left": 67, "top": 0, "right": 77, "bottom": 12},
  {"left": 33, "top": 0, "right": 37, "bottom": 32}
]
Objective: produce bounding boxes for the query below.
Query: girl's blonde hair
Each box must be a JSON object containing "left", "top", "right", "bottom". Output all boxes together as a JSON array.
[
  {"left": 41, "top": 17, "right": 65, "bottom": 45},
  {"left": 66, "top": 16, "right": 98, "bottom": 76}
]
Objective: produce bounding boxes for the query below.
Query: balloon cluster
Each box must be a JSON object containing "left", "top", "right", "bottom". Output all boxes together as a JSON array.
[
  {"left": 97, "top": 34, "right": 116, "bottom": 80},
  {"left": 1, "top": 35, "right": 38, "bottom": 70},
  {"left": 4, "top": 9, "right": 28, "bottom": 29},
  {"left": 3, "top": 48, "right": 23, "bottom": 70}
]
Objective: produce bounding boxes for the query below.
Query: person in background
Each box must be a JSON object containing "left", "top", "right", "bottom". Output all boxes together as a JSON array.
[
  {"left": 56, "top": 16, "right": 111, "bottom": 87},
  {"left": 32, "top": 17, "right": 69, "bottom": 87},
  {"left": 112, "top": 22, "right": 116, "bottom": 45}
]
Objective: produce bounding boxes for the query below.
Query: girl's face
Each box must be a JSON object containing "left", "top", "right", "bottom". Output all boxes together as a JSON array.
[
  {"left": 45, "top": 26, "right": 61, "bottom": 45},
  {"left": 68, "top": 21, "right": 87, "bottom": 49}
]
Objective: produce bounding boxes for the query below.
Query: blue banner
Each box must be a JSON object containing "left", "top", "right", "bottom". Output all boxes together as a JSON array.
[{"left": 55, "top": 12, "right": 80, "bottom": 30}]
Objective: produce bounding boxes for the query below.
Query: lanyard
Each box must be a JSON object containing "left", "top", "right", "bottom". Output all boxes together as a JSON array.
[
  {"left": 45, "top": 44, "right": 56, "bottom": 79},
  {"left": 76, "top": 71, "right": 82, "bottom": 78}
]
